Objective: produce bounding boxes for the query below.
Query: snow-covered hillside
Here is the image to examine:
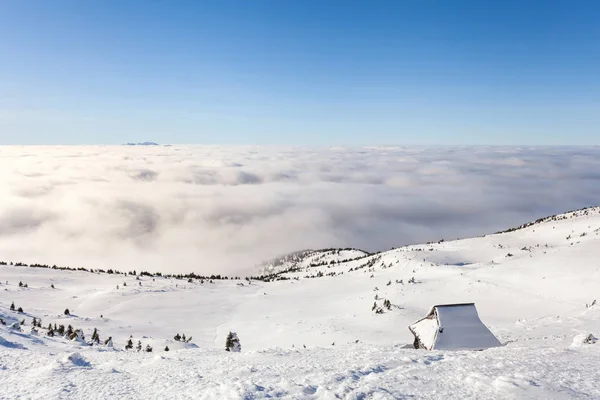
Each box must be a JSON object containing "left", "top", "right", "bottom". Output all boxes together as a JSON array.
[{"left": 1, "top": 207, "right": 600, "bottom": 399}]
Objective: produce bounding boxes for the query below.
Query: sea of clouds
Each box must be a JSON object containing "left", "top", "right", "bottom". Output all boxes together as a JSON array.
[{"left": 0, "top": 145, "right": 599, "bottom": 275}]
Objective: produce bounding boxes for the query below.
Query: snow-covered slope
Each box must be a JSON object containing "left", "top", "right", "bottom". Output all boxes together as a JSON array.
[
  {"left": 259, "top": 248, "right": 370, "bottom": 275},
  {"left": 1, "top": 207, "right": 600, "bottom": 399}
]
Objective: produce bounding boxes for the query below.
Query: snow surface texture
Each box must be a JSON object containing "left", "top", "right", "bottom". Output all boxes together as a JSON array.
[{"left": 1, "top": 207, "right": 600, "bottom": 398}]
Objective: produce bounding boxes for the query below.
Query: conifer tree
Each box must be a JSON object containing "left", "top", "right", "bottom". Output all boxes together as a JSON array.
[
  {"left": 66, "top": 325, "right": 74, "bottom": 337},
  {"left": 10, "top": 302, "right": 15, "bottom": 311},
  {"left": 125, "top": 337, "right": 134, "bottom": 350},
  {"left": 225, "top": 332, "right": 241, "bottom": 352},
  {"left": 182, "top": 334, "right": 186, "bottom": 342},
  {"left": 174, "top": 333, "right": 181, "bottom": 341},
  {"left": 136, "top": 340, "right": 142, "bottom": 352},
  {"left": 64, "top": 308, "right": 70, "bottom": 316},
  {"left": 164, "top": 346, "right": 170, "bottom": 352},
  {"left": 17, "top": 307, "right": 23, "bottom": 313},
  {"left": 58, "top": 325, "right": 65, "bottom": 336},
  {"left": 146, "top": 344, "right": 152, "bottom": 352},
  {"left": 104, "top": 337, "right": 113, "bottom": 347}
]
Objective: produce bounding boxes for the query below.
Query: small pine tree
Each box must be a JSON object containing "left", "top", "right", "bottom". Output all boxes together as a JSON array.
[
  {"left": 136, "top": 340, "right": 142, "bottom": 352},
  {"left": 58, "top": 325, "right": 65, "bottom": 335},
  {"left": 47, "top": 323, "right": 52, "bottom": 330},
  {"left": 17, "top": 307, "right": 23, "bottom": 313},
  {"left": 64, "top": 308, "right": 70, "bottom": 316},
  {"left": 125, "top": 337, "right": 134, "bottom": 350},
  {"left": 104, "top": 337, "right": 113, "bottom": 347},
  {"left": 174, "top": 333, "right": 181, "bottom": 341},
  {"left": 66, "top": 325, "right": 74, "bottom": 337},
  {"left": 10, "top": 302, "right": 15, "bottom": 311},
  {"left": 19, "top": 281, "right": 23, "bottom": 287},
  {"left": 146, "top": 344, "right": 152, "bottom": 352},
  {"left": 182, "top": 334, "right": 186, "bottom": 342},
  {"left": 21, "top": 318, "right": 25, "bottom": 325},
  {"left": 186, "top": 336, "right": 192, "bottom": 343},
  {"left": 372, "top": 302, "right": 377, "bottom": 311},
  {"left": 225, "top": 331, "right": 241, "bottom": 352},
  {"left": 51, "top": 284, "right": 55, "bottom": 289},
  {"left": 47, "top": 328, "right": 55, "bottom": 337},
  {"left": 164, "top": 346, "right": 170, "bottom": 352}
]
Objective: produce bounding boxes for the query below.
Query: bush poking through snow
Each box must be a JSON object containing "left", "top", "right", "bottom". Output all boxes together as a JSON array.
[
  {"left": 571, "top": 333, "right": 598, "bottom": 347},
  {"left": 70, "top": 329, "right": 85, "bottom": 342},
  {"left": 225, "top": 332, "right": 241, "bottom": 352},
  {"left": 91, "top": 328, "right": 100, "bottom": 344},
  {"left": 65, "top": 325, "right": 74, "bottom": 338}
]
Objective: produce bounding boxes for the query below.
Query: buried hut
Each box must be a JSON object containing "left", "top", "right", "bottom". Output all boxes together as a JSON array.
[{"left": 409, "top": 303, "right": 501, "bottom": 350}]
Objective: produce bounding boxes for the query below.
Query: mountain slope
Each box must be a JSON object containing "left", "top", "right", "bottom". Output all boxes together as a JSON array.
[{"left": 1, "top": 206, "right": 599, "bottom": 399}]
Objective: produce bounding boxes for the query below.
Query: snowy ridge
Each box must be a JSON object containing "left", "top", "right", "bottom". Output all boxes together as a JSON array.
[
  {"left": 1, "top": 206, "right": 600, "bottom": 399},
  {"left": 259, "top": 248, "right": 370, "bottom": 275}
]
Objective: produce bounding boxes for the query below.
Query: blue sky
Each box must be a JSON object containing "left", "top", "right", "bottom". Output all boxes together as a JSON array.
[{"left": 0, "top": 0, "right": 598, "bottom": 145}]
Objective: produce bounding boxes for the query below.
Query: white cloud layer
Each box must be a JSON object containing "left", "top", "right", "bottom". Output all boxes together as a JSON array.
[{"left": 0, "top": 145, "right": 599, "bottom": 275}]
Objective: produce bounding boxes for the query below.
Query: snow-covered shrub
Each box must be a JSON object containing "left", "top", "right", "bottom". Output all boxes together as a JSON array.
[
  {"left": 225, "top": 332, "right": 241, "bottom": 352},
  {"left": 64, "top": 352, "right": 91, "bottom": 367},
  {"left": 571, "top": 333, "right": 598, "bottom": 347},
  {"left": 70, "top": 329, "right": 85, "bottom": 342}
]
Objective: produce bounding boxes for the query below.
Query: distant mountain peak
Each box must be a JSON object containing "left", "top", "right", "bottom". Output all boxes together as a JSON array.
[{"left": 125, "top": 142, "right": 159, "bottom": 146}]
